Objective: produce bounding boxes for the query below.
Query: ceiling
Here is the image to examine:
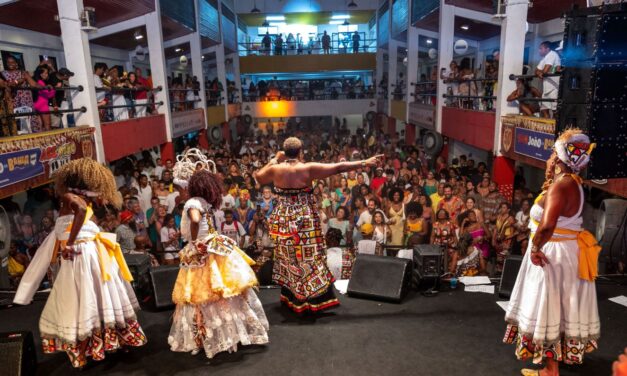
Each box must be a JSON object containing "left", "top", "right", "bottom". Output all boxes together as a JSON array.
[
  {"left": 444, "top": 0, "right": 586, "bottom": 23},
  {"left": 91, "top": 27, "right": 147, "bottom": 51},
  {"left": 238, "top": 10, "right": 375, "bottom": 27},
  {"left": 0, "top": 0, "right": 154, "bottom": 36},
  {"left": 164, "top": 42, "right": 191, "bottom": 60},
  {"left": 414, "top": 13, "right": 500, "bottom": 41}
]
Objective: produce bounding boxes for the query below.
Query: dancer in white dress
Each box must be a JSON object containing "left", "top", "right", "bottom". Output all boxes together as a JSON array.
[
  {"left": 167, "top": 149, "right": 269, "bottom": 358},
  {"left": 503, "top": 129, "right": 601, "bottom": 376},
  {"left": 14, "top": 158, "right": 146, "bottom": 368}
]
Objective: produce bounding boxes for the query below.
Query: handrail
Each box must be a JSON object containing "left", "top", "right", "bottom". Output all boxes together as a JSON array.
[
  {"left": 7, "top": 85, "right": 84, "bottom": 92},
  {"left": 443, "top": 94, "right": 497, "bottom": 99},
  {"left": 509, "top": 73, "right": 561, "bottom": 80},
  {"left": 1, "top": 106, "right": 87, "bottom": 119},
  {"left": 443, "top": 77, "right": 497, "bottom": 83},
  {"left": 99, "top": 101, "right": 163, "bottom": 110},
  {"left": 411, "top": 81, "right": 437, "bottom": 86},
  {"left": 95, "top": 85, "right": 163, "bottom": 92}
]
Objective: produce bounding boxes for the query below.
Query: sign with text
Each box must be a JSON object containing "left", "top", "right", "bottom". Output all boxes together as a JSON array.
[
  {"left": 0, "top": 148, "right": 44, "bottom": 188},
  {"left": 514, "top": 127, "right": 555, "bottom": 161},
  {"left": 171, "top": 108, "right": 206, "bottom": 138},
  {"left": 408, "top": 102, "right": 435, "bottom": 129}
]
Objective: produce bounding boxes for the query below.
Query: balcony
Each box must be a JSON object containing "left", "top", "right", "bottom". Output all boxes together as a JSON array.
[
  {"left": 240, "top": 53, "right": 376, "bottom": 74},
  {"left": 0, "top": 126, "right": 95, "bottom": 198}
]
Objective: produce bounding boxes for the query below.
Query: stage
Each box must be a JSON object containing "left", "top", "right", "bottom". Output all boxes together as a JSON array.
[{"left": 1, "top": 281, "right": 625, "bottom": 376}]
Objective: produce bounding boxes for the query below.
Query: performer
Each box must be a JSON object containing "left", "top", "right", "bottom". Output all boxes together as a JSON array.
[
  {"left": 254, "top": 137, "right": 382, "bottom": 314},
  {"left": 503, "top": 129, "right": 601, "bottom": 376},
  {"left": 168, "top": 149, "right": 269, "bottom": 358},
  {"left": 14, "top": 158, "right": 146, "bottom": 368}
]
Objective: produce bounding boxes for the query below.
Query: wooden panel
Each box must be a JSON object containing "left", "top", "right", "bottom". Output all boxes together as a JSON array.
[
  {"left": 442, "top": 107, "right": 495, "bottom": 151},
  {"left": 206, "top": 105, "right": 226, "bottom": 126},
  {"left": 239, "top": 53, "right": 376, "bottom": 74},
  {"left": 390, "top": 100, "right": 407, "bottom": 122},
  {"left": 101, "top": 115, "right": 167, "bottom": 162}
]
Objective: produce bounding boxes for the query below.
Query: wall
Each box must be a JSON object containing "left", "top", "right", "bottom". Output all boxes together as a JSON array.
[
  {"left": 448, "top": 139, "right": 489, "bottom": 165},
  {"left": 242, "top": 98, "right": 375, "bottom": 118}
]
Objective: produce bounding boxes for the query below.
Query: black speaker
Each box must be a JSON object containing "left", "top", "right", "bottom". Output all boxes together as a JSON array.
[
  {"left": 0, "top": 331, "right": 36, "bottom": 376},
  {"left": 149, "top": 265, "right": 179, "bottom": 309},
  {"left": 562, "top": 15, "right": 600, "bottom": 62},
  {"left": 413, "top": 244, "right": 444, "bottom": 279},
  {"left": 559, "top": 63, "right": 626, "bottom": 105},
  {"left": 125, "top": 254, "right": 152, "bottom": 300},
  {"left": 498, "top": 255, "right": 523, "bottom": 299},
  {"left": 347, "top": 255, "right": 411, "bottom": 303}
]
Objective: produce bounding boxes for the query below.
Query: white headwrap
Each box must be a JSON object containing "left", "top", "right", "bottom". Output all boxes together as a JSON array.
[
  {"left": 553, "top": 132, "right": 596, "bottom": 173},
  {"left": 172, "top": 148, "right": 217, "bottom": 188}
]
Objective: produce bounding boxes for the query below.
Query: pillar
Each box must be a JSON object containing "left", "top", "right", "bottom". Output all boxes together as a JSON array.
[
  {"left": 387, "top": 39, "right": 398, "bottom": 116},
  {"left": 146, "top": 8, "right": 173, "bottom": 142},
  {"left": 57, "top": 0, "right": 105, "bottom": 162},
  {"left": 191, "top": 1, "right": 206, "bottom": 110},
  {"left": 435, "top": 1, "right": 454, "bottom": 133},
  {"left": 492, "top": 0, "right": 530, "bottom": 201},
  {"left": 406, "top": 26, "right": 420, "bottom": 114}
]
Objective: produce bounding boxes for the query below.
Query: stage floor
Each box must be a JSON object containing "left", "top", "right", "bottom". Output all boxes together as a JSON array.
[{"left": 1, "top": 281, "right": 625, "bottom": 376}]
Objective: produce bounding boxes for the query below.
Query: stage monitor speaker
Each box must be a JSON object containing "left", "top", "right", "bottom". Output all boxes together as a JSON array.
[
  {"left": 498, "top": 255, "right": 523, "bottom": 299},
  {"left": 149, "top": 265, "right": 179, "bottom": 309},
  {"left": 0, "top": 331, "right": 36, "bottom": 376},
  {"left": 347, "top": 255, "right": 411, "bottom": 303},
  {"left": 124, "top": 254, "right": 152, "bottom": 299},
  {"left": 413, "top": 244, "right": 444, "bottom": 279}
]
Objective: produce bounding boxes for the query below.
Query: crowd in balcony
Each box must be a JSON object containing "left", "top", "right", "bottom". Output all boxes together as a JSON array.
[
  {"left": 243, "top": 77, "right": 375, "bottom": 101},
  {"left": 0, "top": 56, "right": 74, "bottom": 137},
  {"left": 93, "top": 64, "right": 154, "bottom": 122},
  {"left": 250, "top": 30, "right": 367, "bottom": 56},
  {"left": 440, "top": 53, "right": 499, "bottom": 112},
  {"left": 4, "top": 117, "right": 535, "bottom": 286},
  {"left": 168, "top": 75, "right": 201, "bottom": 111}
]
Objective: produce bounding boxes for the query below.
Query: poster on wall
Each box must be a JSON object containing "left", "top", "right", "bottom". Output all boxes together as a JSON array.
[
  {"left": 171, "top": 108, "right": 206, "bottom": 139},
  {"left": 39, "top": 55, "right": 58, "bottom": 71},
  {"left": 1, "top": 50, "right": 25, "bottom": 71},
  {"left": 0, "top": 127, "right": 95, "bottom": 198}
]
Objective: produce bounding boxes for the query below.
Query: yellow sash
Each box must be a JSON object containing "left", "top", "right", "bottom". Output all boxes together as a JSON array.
[
  {"left": 52, "top": 206, "right": 134, "bottom": 282},
  {"left": 531, "top": 218, "right": 601, "bottom": 281}
]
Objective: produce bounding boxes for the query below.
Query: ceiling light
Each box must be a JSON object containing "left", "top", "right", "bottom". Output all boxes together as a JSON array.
[
  {"left": 134, "top": 30, "right": 143, "bottom": 40},
  {"left": 266, "top": 15, "right": 285, "bottom": 21},
  {"left": 426, "top": 39, "right": 433, "bottom": 44},
  {"left": 250, "top": 0, "right": 260, "bottom": 13},
  {"left": 262, "top": 20, "right": 270, "bottom": 27},
  {"left": 201, "top": 55, "right": 205, "bottom": 60},
  {"left": 348, "top": 1, "right": 358, "bottom": 8},
  {"left": 343, "top": 19, "right": 350, "bottom": 26},
  {"left": 269, "top": 22, "right": 286, "bottom": 27},
  {"left": 461, "top": 25, "right": 470, "bottom": 30},
  {"left": 175, "top": 48, "right": 182, "bottom": 52},
  {"left": 329, "top": 20, "right": 344, "bottom": 25},
  {"left": 331, "top": 15, "right": 350, "bottom": 19}
]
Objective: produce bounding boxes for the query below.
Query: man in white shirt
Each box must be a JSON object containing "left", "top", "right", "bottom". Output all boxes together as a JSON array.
[
  {"left": 165, "top": 190, "right": 180, "bottom": 214},
  {"left": 93, "top": 62, "right": 107, "bottom": 104},
  {"left": 135, "top": 174, "right": 153, "bottom": 214},
  {"left": 536, "top": 41, "right": 561, "bottom": 118},
  {"left": 219, "top": 210, "right": 247, "bottom": 248},
  {"left": 221, "top": 192, "right": 235, "bottom": 210}
]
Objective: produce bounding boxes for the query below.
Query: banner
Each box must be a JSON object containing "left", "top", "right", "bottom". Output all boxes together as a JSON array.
[
  {"left": 514, "top": 127, "right": 555, "bottom": 161},
  {"left": 408, "top": 102, "right": 435, "bottom": 129},
  {"left": 0, "top": 127, "right": 95, "bottom": 198},
  {"left": 171, "top": 108, "right": 206, "bottom": 138}
]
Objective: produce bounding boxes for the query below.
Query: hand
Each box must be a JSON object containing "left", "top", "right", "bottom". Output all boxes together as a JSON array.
[
  {"left": 275, "top": 151, "right": 286, "bottom": 162},
  {"left": 530, "top": 251, "right": 549, "bottom": 267},
  {"left": 364, "top": 154, "right": 384, "bottom": 168},
  {"left": 61, "top": 244, "right": 81, "bottom": 261}
]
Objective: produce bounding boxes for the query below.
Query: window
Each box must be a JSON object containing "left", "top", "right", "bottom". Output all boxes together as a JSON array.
[{"left": 338, "top": 24, "right": 358, "bottom": 33}]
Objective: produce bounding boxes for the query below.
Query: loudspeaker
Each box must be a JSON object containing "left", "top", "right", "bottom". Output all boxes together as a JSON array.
[
  {"left": 347, "top": 255, "right": 411, "bottom": 303},
  {"left": 0, "top": 331, "right": 36, "bottom": 376},
  {"left": 125, "top": 254, "right": 152, "bottom": 300},
  {"left": 413, "top": 244, "right": 444, "bottom": 279},
  {"left": 558, "top": 63, "right": 627, "bottom": 105},
  {"left": 149, "top": 265, "right": 179, "bottom": 309},
  {"left": 498, "top": 255, "right": 523, "bottom": 299}
]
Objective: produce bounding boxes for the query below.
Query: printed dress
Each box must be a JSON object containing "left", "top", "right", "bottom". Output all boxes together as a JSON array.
[
  {"left": 168, "top": 198, "right": 269, "bottom": 358},
  {"left": 503, "top": 183, "right": 601, "bottom": 365},
  {"left": 269, "top": 187, "right": 339, "bottom": 313},
  {"left": 14, "top": 211, "right": 146, "bottom": 368}
]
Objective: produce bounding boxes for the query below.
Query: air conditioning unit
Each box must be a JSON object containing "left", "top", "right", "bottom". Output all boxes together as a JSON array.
[{"left": 81, "top": 7, "right": 97, "bottom": 32}]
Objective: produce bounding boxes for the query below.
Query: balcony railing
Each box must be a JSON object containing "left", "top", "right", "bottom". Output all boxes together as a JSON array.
[
  {"left": 442, "top": 77, "right": 497, "bottom": 111},
  {"left": 243, "top": 91, "right": 375, "bottom": 102},
  {"left": 238, "top": 38, "right": 377, "bottom": 56},
  {"left": 96, "top": 86, "right": 163, "bottom": 123}
]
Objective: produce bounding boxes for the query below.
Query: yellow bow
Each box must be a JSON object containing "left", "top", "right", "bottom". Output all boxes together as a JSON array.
[{"left": 93, "top": 232, "right": 134, "bottom": 282}]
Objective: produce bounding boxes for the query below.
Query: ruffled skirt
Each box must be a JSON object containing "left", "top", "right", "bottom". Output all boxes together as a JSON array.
[
  {"left": 503, "top": 239, "right": 600, "bottom": 364},
  {"left": 39, "top": 241, "right": 146, "bottom": 367}
]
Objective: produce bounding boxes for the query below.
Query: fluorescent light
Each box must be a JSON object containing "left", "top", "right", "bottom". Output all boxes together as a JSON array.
[
  {"left": 329, "top": 20, "right": 344, "bottom": 25},
  {"left": 175, "top": 48, "right": 182, "bottom": 52},
  {"left": 266, "top": 15, "right": 285, "bottom": 21},
  {"left": 135, "top": 34, "right": 143, "bottom": 40},
  {"left": 331, "top": 15, "right": 350, "bottom": 20},
  {"left": 461, "top": 25, "right": 470, "bottom": 30},
  {"left": 269, "top": 22, "right": 286, "bottom": 27},
  {"left": 426, "top": 39, "right": 433, "bottom": 44}
]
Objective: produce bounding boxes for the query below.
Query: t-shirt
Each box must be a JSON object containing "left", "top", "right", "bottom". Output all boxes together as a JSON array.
[
  {"left": 356, "top": 210, "right": 373, "bottom": 228},
  {"left": 160, "top": 226, "right": 180, "bottom": 260},
  {"left": 135, "top": 76, "right": 150, "bottom": 100},
  {"left": 537, "top": 50, "right": 561, "bottom": 92},
  {"left": 220, "top": 220, "right": 246, "bottom": 244},
  {"left": 430, "top": 192, "right": 444, "bottom": 213},
  {"left": 165, "top": 191, "right": 180, "bottom": 213},
  {"left": 221, "top": 194, "right": 236, "bottom": 209},
  {"left": 47, "top": 74, "right": 66, "bottom": 105},
  {"left": 94, "top": 74, "right": 105, "bottom": 101}
]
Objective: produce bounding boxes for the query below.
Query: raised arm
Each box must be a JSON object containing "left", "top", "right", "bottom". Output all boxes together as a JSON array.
[
  {"left": 254, "top": 151, "right": 284, "bottom": 185},
  {"left": 62, "top": 193, "right": 87, "bottom": 260},
  {"left": 307, "top": 154, "right": 383, "bottom": 180}
]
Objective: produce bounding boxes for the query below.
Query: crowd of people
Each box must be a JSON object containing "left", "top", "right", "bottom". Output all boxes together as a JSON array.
[
  {"left": 93, "top": 64, "right": 154, "bottom": 122},
  {"left": 4, "top": 117, "right": 537, "bottom": 288},
  {"left": 243, "top": 76, "right": 375, "bottom": 102},
  {"left": 253, "top": 30, "right": 367, "bottom": 56}
]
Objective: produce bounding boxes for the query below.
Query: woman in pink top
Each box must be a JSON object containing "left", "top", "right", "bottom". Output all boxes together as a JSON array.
[{"left": 33, "top": 65, "right": 55, "bottom": 131}]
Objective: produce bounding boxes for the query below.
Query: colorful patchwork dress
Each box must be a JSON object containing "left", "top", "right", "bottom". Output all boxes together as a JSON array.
[
  {"left": 168, "top": 197, "right": 269, "bottom": 358},
  {"left": 503, "top": 182, "right": 601, "bottom": 365},
  {"left": 14, "top": 210, "right": 146, "bottom": 368},
  {"left": 269, "top": 187, "right": 339, "bottom": 313}
]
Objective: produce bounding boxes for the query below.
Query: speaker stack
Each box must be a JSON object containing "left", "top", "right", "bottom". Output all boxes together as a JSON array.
[
  {"left": 557, "top": 4, "right": 627, "bottom": 179},
  {"left": 0, "top": 331, "right": 36, "bottom": 376}
]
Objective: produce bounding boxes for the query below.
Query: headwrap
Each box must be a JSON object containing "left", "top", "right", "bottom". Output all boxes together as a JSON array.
[
  {"left": 360, "top": 223, "right": 374, "bottom": 235},
  {"left": 554, "top": 130, "right": 596, "bottom": 173},
  {"left": 119, "top": 210, "right": 133, "bottom": 223},
  {"left": 172, "top": 148, "right": 217, "bottom": 189}
]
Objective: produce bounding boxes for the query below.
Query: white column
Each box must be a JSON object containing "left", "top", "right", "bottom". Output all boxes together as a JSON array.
[
  {"left": 387, "top": 39, "right": 398, "bottom": 116},
  {"left": 57, "top": 0, "right": 105, "bottom": 162},
  {"left": 191, "top": 0, "right": 206, "bottom": 110},
  {"left": 435, "top": 1, "right": 454, "bottom": 133},
  {"left": 406, "top": 26, "right": 420, "bottom": 121},
  {"left": 493, "top": 0, "right": 529, "bottom": 153},
  {"left": 146, "top": 9, "right": 173, "bottom": 141},
  {"left": 376, "top": 48, "right": 385, "bottom": 92}
]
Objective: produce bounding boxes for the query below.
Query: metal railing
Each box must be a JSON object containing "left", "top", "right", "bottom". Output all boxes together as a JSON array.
[
  {"left": 238, "top": 38, "right": 378, "bottom": 56},
  {"left": 442, "top": 77, "right": 497, "bottom": 111},
  {"left": 242, "top": 91, "right": 375, "bottom": 102},
  {"left": 1, "top": 106, "right": 87, "bottom": 119}
]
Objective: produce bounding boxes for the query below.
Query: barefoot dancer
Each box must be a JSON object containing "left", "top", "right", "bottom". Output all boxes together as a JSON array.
[
  {"left": 503, "top": 129, "right": 601, "bottom": 376},
  {"left": 14, "top": 159, "right": 147, "bottom": 368},
  {"left": 254, "top": 137, "right": 383, "bottom": 313}
]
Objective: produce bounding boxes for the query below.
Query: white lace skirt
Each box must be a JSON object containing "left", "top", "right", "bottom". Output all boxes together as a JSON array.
[
  {"left": 504, "top": 238, "right": 600, "bottom": 346},
  {"left": 39, "top": 241, "right": 140, "bottom": 343},
  {"left": 168, "top": 289, "right": 269, "bottom": 358}
]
